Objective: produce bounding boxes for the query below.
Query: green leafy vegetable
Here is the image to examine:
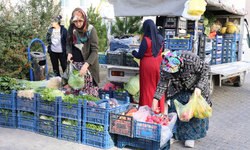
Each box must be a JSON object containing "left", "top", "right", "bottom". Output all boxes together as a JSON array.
[
  {"left": 0, "top": 109, "right": 12, "bottom": 121},
  {"left": 0, "top": 75, "right": 25, "bottom": 94},
  {"left": 115, "top": 88, "right": 126, "bottom": 93},
  {"left": 40, "top": 87, "right": 64, "bottom": 101},
  {"left": 62, "top": 119, "right": 78, "bottom": 126},
  {"left": 86, "top": 123, "right": 104, "bottom": 132},
  {"left": 124, "top": 75, "right": 140, "bottom": 95}
]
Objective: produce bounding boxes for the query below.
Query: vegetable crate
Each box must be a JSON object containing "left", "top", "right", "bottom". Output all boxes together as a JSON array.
[
  {"left": 113, "top": 90, "right": 129, "bottom": 102},
  {"left": 110, "top": 42, "right": 129, "bottom": 51},
  {"left": 82, "top": 128, "right": 115, "bottom": 149},
  {"left": 98, "top": 88, "right": 113, "bottom": 99},
  {"left": 83, "top": 97, "right": 130, "bottom": 131},
  {"left": 98, "top": 54, "right": 107, "bottom": 64},
  {"left": 37, "top": 95, "right": 58, "bottom": 117},
  {"left": 0, "top": 90, "right": 16, "bottom": 110},
  {"left": 17, "top": 110, "right": 36, "bottom": 132},
  {"left": 17, "top": 93, "right": 38, "bottom": 113},
  {"left": 107, "top": 51, "right": 125, "bottom": 66},
  {"left": 221, "top": 32, "right": 240, "bottom": 41},
  {"left": 165, "top": 35, "right": 193, "bottom": 51},
  {"left": 0, "top": 109, "right": 16, "bottom": 129},
  {"left": 134, "top": 120, "right": 177, "bottom": 142},
  {"left": 58, "top": 118, "right": 81, "bottom": 143},
  {"left": 36, "top": 116, "right": 57, "bottom": 137},
  {"left": 58, "top": 97, "right": 82, "bottom": 121},
  {"left": 124, "top": 54, "right": 139, "bottom": 67},
  {"left": 117, "top": 135, "right": 170, "bottom": 150}
]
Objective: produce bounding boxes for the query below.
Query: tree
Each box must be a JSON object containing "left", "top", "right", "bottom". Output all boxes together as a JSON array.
[
  {"left": 0, "top": 0, "right": 61, "bottom": 79},
  {"left": 87, "top": 4, "right": 107, "bottom": 52},
  {"left": 111, "top": 17, "right": 143, "bottom": 36}
]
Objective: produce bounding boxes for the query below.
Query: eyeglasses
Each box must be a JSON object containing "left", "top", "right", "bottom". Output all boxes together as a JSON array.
[{"left": 73, "top": 20, "right": 84, "bottom": 24}]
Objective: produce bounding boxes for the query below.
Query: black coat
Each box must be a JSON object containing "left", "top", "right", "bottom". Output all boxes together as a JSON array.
[
  {"left": 46, "top": 25, "right": 68, "bottom": 56},
  {"left": 153, "top": 50, "right": 212, "bottom": 106}
]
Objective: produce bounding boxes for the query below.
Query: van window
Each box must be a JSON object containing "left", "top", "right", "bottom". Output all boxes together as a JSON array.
[{"left": 245, "top": 23, "right": 250, "bottom": 48}]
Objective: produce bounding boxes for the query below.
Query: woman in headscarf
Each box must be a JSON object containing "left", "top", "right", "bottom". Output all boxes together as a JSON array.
[
  {"left": 132, "top": 19, "right": 165, "bottom": 113},
  {"left": 66, "top": 7, "right": 99, "bottom": 96},
  {"left": 152, "top": 50, "right": 212, "bottom": 148},
  {"left": 47, "top": 15, "right": 68, "bottom": 77}
]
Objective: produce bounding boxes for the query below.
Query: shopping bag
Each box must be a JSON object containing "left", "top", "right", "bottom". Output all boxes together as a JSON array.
[
  {"left": 174, "top": 93, "right": 197, "bottom": 122},
  {"left": 68, "top": 66, "right": 86, "bottom": 90},
  {"left": 187, "top": 0, "right": 206, "bottom": 16},
  {"left": 61, "top": 62, "right": 74, "bottom": 86},
  {"left": 182, "top": 0, "right": 201, "bottom": 21},
  {"left": 193, "top": 95, "right": 212, "bottom": 119}
]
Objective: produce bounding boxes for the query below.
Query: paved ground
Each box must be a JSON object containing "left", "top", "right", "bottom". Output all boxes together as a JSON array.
[{"left": 0, "top": 71, "right": 250, "bottom": 150}]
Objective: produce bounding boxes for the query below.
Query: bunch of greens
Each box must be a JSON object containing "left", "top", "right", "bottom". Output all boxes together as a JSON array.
[
  {"left": 39, "top": 87, "right": 65, "bottom": 101},
  {"left": 0, "top": 109, "right": 12, "bottom": 121},
  {"left": 86, "top": 123, "right": 104, "bottom": 132},
  {"left": 63, "top": 94, "right": 101, "bottom": 109},
  {"left": 17, "top": 79, "right": 49, "bottom": 90},
  {"left": 62, "top": 119, "right": 78, "bottom": 126},
  {"left": 68, "top": 69, "right": 85, "bottom": 90},
  {"left": 115, "top": 88, "right": 126, "bottom": 93},
  {"left": 0, "top": 75, "right": 25, "bottom": 94},
  {"left": 204, "top": 12, "right": 217, "bottom": 36},
  {"left": 39, "top": 115, "right": 55, "bottom": 121},
  {"left": 20, "top": 111, "right": 34, "bottom": 121}
]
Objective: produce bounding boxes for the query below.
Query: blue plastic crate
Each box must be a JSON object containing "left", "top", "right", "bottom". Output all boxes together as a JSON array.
[
  {"left": 113, "top": 90, "right": 129, "bottom": 101},
  {"left": 216, "top": 51, "right": 222, "bottom": 58},
  {"left": 17, "top": 111, "right": 36, "bottom": 132},
  {"left": 0, "top": 110, "right": 16, "bottom": 129},
  {"left": 216, "top": 58, "right": 222, "bottom": 65},
  {"left": 0, "top": 90, "right": 16, "bottom": 110},
  {"left": 134, "top": 118, "right": 177, "bottom": 142},
  {"left": 187, "top": 24, "right": 203, "bottom": 30},
  {"left": 98, "top": 54, "right": 107, "bottom": 64},
  {"left": 217, "top": 38, "right": 223, "bottom": 44},
  {"left": 110, "top": 42, "right": 129, "bottom": 51},
  {"left": 217, "top": 46, "right": 222, "bottom": 51},
  {"left": 98, "top": 88, "right": 113, "bottom": 99},
  {"left": 17, "top": 93, "right": 37, "bottom": 113},
  {"left": 165, "top": 35, "right": 193, "bottom": 51},
  {"left": 83, "top": 97, "right": 130, "bottom": 131},
  {"left": 82, "top": 128, "right": 115, "bottom": 149},
  {"left": 36, "top": 116, "right": 57, "bottom": 137},
  {"left": 117, "top": 135, "right": 170, "bottom": 150},
  {"left": 58, "top": 97, "right": 82, "bottom": 120},
  {"left": 222, "top": 32, "right": 240, "bottom": 41},
  {"left": 222, "top": 57, "right": 227, "bottom": 63},
  {"left": 37, "top": 95, "right": 58, "bottom": 117},
  {"left": 58, "top": 119, "right": 81, "bottom": 143}
]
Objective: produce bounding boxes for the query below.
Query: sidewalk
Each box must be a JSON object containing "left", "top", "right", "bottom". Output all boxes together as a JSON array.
[{"left": 0, "top": 74, "right": 250, "bottom": 150}]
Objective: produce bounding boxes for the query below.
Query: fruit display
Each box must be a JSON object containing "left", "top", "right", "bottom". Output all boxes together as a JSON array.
[{"left": 145, "top": 114, "right": 171, "bottom": 126}]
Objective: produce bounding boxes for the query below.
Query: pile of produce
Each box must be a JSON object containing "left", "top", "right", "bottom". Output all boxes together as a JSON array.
[
  {"left": 0, "top": 109, "right": 12, "bottom": 121},
  {"left": 220, "top": 22, "right": 239, "bottom": 34},
  {"left": 145, "top": 114, "right": 171, "bottom": 126},
  {"left": 204, "top": 12, "right": 217, "bottom": 36},
  {"left": 0, "top": 75, "right": 24, "bottom": 94},
  {"left": 62, "top": 119, "right": 78, "bottom": 127},
  {"left": 63, "top": 94, "right": 100, "bottom": 105},
  {"left": 86, "top": 123, "right": 104, "bottom": 132},
  {"left": 68, "top": 69, "right": 85, "bottom": 90},
  {"left": 39, "top": 87, "right": 65, "bottom": 101},
  {"left": 87, "top": 98, "right": 120, "bottom": 109},
  {"left": 101, "top": 83, "right": 124, "bottom": 92}
]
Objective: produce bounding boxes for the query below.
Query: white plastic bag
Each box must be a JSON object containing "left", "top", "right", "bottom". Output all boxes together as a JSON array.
[
  {"left": 132, "top": 105, "right": 153, "bottom": 122},
  {"left": 97, "top": 1, "right": 115, "bottom": 19},
  {"left": 182, "top": 0, "right": 201, "bottom": 21},
  {"left": 160, "top": 112, "right": 177, "bottom": 147}
]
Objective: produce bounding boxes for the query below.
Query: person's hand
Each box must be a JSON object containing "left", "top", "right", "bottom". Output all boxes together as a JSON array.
[
  {"left": 151, "top": 99, "right": 159, "bottom": 112},
  {"left": 194, "top": 88, "right": 201, "bottom": 97},
  {"left": 67, "top": 53, "right": 73, "bottom": 63},
  {"left": 79, "top": 62, "right": 89, "bottom": 76}
]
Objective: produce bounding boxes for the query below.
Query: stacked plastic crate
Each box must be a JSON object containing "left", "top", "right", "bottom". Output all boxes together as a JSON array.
[
  {"left": 36, "top": 94, "right": 58, "bottom": 137},
  {"left": 82, "top": 90, "right": 130, "bottom": 149},
  {"left": 0, "top": 90, "right": 17, "bottom": 128},
  {"left": 165, "top": 35, "right": 193, "bottom": 52},
  {"left": 222, "top": 32, "right": 240, "bottom": 63},
  {"left": 187, "top": 20, "right": 204, "bottom": 36},
  {"left": 198, "top": 35, "right": 213, "bottom": 64},
  {"left": 57, "top": 97, "right": 82, "bottom": 143},
  {"left": 211, "top": 35, "right": 223, "bottom": 65},
  {"left": 17, "top": 91, "right": 38, "bottom": 132}
]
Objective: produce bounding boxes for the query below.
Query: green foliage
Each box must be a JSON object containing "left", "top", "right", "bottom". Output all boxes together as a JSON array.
[
  {"left": 0, "top": 0, "right": 61, "bottom": 79},
  {"left": 111, "top": 17, "right": 143, "bottom": 36},
  {"left": 87, "top": 4, "right": 107, "bottom": 52}
]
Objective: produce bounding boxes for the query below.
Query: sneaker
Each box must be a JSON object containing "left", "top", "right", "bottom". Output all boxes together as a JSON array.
[
  {"left": 185, "top": 140, "right": 195, "bottom": 148},
  {"left": 170, "top": 138, "right": 178, "bottom": 144}
]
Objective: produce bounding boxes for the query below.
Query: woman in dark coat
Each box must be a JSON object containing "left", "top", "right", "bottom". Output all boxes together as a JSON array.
[
  {"left": 66, "top": 7, "right": 99, "bottom": 96},
  {"left": 47, "top": 15, "right": 68, "bottom": 77},
  {"left": 152, "top": 50, "right": 212, "bottom": 148}
]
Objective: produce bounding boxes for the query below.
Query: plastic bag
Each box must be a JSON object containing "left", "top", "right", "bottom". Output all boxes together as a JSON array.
[
  {"left": 62, "top": 62, "right": 74, "bottom": 86},
  {"left": 160, "top": 113, "right": 177, "bottom": 147},
  {"left": 187, "top": 0, "right": 206, "bottom": 16},
  {"left": 182, "top": 0, "right": 201, "bottom": 21},
  {"left": 193, "top": 95, "right": 212, "bottom": 119},
  {"left": 132, "top": 105, "right": 153, "bottom": 122},
  {"left": 68, "top": 68, "right": 85, "bottom": 90},
  {"left": 174, "top": 93, "right": 197, "bottom": 122}
]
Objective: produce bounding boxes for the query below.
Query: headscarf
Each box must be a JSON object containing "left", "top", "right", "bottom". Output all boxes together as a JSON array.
[
  {"left": 162, "top": 51, "right": 183, "bottom": 73},
  {"left": 68, "top": 7, "right": 90, "bottom": 44},
  {"left": 143, "top": 19, "right": 164, "bottom": 58}
]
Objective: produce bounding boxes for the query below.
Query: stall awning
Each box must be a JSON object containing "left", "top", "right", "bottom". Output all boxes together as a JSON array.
[{"left": 109, "top": 0, "right": 247, "bottom": 17}]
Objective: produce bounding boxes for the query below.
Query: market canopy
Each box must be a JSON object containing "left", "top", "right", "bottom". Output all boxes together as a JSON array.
[{"left": 109, "top": 0, "right": 247, "bottom": 17}]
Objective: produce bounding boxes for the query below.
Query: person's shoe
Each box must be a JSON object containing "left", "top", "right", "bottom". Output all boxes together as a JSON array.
[
  {"left": 185, "top": 140, "right": 195, "bottom": 148},
  {"left": 170, "top": 138, "right": 178, "bottom": 144}
]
